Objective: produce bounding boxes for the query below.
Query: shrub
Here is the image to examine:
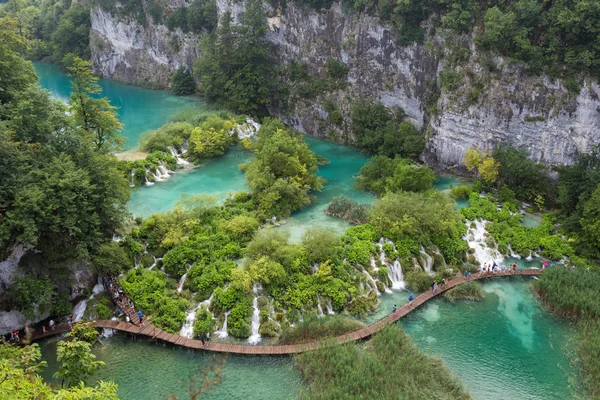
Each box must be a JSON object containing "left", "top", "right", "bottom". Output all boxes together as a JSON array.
[
  {"left": 450, "top": 185, "right": 471, "bottom": 199},
  {"left": 193, "top": 308, "right": 215, "bottom": 338},
  {"left": 443, "top": 281, "right": 484, "bottom": 302},
  {"left": 171, "top": 66, "right": 196, "bottom": 95},
  {"left": 405, "top": 270, "right": 434, "bottom": 292},
  {"left": 259, "top": 320, "right": 281, "bottom": 337},
  {"left": 228, "top": 299, "right": 252, "bottom": 338},
  {"left": 325, "top": 196, "right": 371, "bottom": 224},
  {"left": 279, "top": 315, "right": 365, "bottom": 345}
]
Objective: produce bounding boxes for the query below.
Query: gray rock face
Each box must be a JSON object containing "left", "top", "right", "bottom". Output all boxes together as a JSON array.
[
  {"left": 89, "top": 1, "right": 600, "bottom": 167},
  {"left": 0, "top": 244, "right": 31, "bottom": 292}
]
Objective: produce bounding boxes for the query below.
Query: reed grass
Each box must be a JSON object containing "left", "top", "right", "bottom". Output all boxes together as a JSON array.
[
  {"left": 295, "top": 325, "right": 471, "bottom": 399},
  {"left": 279, "top": 315, "right": 365, "bottom": 345},
  {"left": 443, "top": 281, "right": 484, "bottom": 302}
]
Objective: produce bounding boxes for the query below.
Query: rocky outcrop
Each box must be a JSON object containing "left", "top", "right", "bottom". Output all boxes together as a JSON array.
[
  {"left": 89, "top": 1, "right": 600, "bottom": 168},
  {"left": 0, "top": 244, "right": 31, "bottom": 292}
]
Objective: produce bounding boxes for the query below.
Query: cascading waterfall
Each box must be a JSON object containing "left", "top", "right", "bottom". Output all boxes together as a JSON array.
[
  {"left": 177, "top": 266, "right": 190, "bottom": 293},
  {"left": 508, "top": 244, "right": 521, "bottom": 258},
  {"left": 235, "top": 118, "right": 261, "bottom": 139},
  {"left": 130, "top": 169, "right": 135, "bottom": 188},
  {"left": 216, "top": 311, "right": 229, "bottom": 338},
  {"left": 73, "top": 279, "right": 105, "bottom": 322},
  {"left": 464, "top": 219, "right": 504, "bottom": 267},
  {"left": 388, "top": 260, "right": 405, "bottom": 290},
  {"left": 248, "top": 283, "right": 262, "bottom": 344},
  {"left": 148, "top": 257, "right": 162, "bottom": 270},
  {"left": 180, "top": 306, "right": 199, "bottom": 338},
  {"left": 324, "top": 298, "right": 335, "bottom": 315},
  {"left": 362, "top": 269, "right": 380, "bottom": 296},
  {"left": 168, "top": 146, "right": 191, "bottom": 166},
  {"left": 419, "top": 246, "right": 434, "bottom": 274},
  {"left": 317, "top": 297, "right": 325, "bottom": 317},
  {"left": 144, "top": 169, "right": 154, "bottom": 186}
]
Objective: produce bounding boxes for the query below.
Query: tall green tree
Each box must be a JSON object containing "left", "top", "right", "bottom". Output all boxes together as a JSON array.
[
  {"left": 195, "top": 0, "right": 273, "bottom": 115},
  {"left": 53, "top": 340, "right": 105, "bottom": 388},
  {"left": 68, "top": 57, "right": 124, "bottom": 153}
]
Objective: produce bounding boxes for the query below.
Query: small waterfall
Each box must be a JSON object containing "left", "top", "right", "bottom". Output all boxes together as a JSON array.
[
  {"left": 324, "top": 298, "right": 335, "bottom": 315},
  {"left": 157, "top": 163, "right": 171, "bottom": 178},
  {"left": 317, "top": 297, "right": 324, "bottom": 317},
  {"left": 144, "top": 169, "right": 154, "bottom": 186},
  {"left": 177, "top": 273, "right": 188, "bottom": 293},
  {"left": 152, "top": 169, "right": 164, "bottom": 182},
  {"left": 236, "top": 118, "right": 261, "bottom": 139},
  {"left": 112, "top": 234, "right": 121, "bottom": 242},
  {"left": 180, "top": 306, "right": 199, "bottom": 338},
  {"left": 362, "top": 269, "right": 380, "bottom": 296},
  {"left": 216, "top": 311, "right": 229, "bottom": 339},
  {"left": 73, "top": 281, "right": 105, "bottom": 322},
  {"left": 419, "top": 246, "right": 434, "bottom": 274},
  {"left": 312, "top": 263, "right": 319, "bottom": 274},
  {"left": 101, "top": 328, "right": 114, "bottom": 338},
  {"left": 388, "top": 260, "right": 405, "bottom": 290},
  {"left": 129, "top": 169, "right": 135, "bottom": 188},
  {"left": 148, "top": 257, "right": 162, "bottom": 270},
  {"left": 525, "top": 251, "right": 533, "bottom": 261},
  {"left": 168, "top": 146, "right": 191, "bottom": 166},
  {"left": 248, "top": 283, "right": 262, "bottom": 344},
  {"left": 463, "top": 219, "right": 504, "bottom": 267},
  {"left": 508, "top": 244, "right": 521, "bottom": 258}
]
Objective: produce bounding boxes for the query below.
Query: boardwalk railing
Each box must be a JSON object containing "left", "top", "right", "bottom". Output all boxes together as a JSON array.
[{"left": 31, "top": 269, "right": 542, "bottom": 355}]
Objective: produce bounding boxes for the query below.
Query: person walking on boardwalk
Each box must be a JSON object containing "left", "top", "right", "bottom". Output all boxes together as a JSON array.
[
  {"left": 409, "top": 293, "right": 414, "bottom": 306},
  {"left": 42, "top": 325, "right": 47, "bottom": 335},
  {"left": 49, "top": 319, "right": 55, "bottom": 331},
  {"left": 392, "top": 304, "right": 397, "bottom": 313},
  {"left": 205, "top": 332, "right": 210, "bottom": 345},
  {"left": 200, "top": 333, "right": 205, "bottom": 346},
  {"left": 138, "top": 310, "right": 144, "bottom": 327}
]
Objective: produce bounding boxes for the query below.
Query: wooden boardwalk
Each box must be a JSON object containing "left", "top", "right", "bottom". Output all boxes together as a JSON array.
[{"left": 31, "top": 269, "right": 542, "bottom": 355}]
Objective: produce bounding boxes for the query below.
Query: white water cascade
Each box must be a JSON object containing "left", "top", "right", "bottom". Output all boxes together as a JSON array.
[
  {"left": 130, "top": 169, "right": 135, "bottom": 188},
  {"left": 248, "top": 283, "right": 262, "bottom": 344},
  {"left": 324, "top": 298, "right": 335, "bottom": 315},
  {"left": 507, "top": 244, "right": 521, "bottom": 258},
  {"left": 464, "top": 219, "right": 504, "bottom": 267},
  {"left": 216, "top": 311, "right": 229, "bottom": 339},
  {"left": 362, "top": 268, "right": 381, "bottom": 296},
  {"left": 73, "top": 280, "right": 105, "bottom": 322},
  {"left": 177, "top": 268, "right": 189, "bottom": 293},
  {"left": 317, "top": 297, "right": 325, "bottom": 317},
  {"left": 235, "top": 118, "right": 261, "bottom": 139},
  {"left": 144, "top": 169, "right": 154, "bottom": 186},
  {"left": 180, "top": 306, "right": 199, "bottom": 338},
  {"left": 168, "top": 146, "right": 191, "bottom": 166},
  {"left": 388, "top": 260, "right": 405, "bottom": 290},
  {"left": 419, "top": 246, "right": 434, "bottom": 274}
]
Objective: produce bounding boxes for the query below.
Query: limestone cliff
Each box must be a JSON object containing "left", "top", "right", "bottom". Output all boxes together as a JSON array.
[{"left": 89, "top": 1, "right": 600, "bottom": 168}]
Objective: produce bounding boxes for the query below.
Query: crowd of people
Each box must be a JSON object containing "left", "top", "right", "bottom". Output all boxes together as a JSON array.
[{"left": 103, "top": 274, "right": 142, "bottom": 326}]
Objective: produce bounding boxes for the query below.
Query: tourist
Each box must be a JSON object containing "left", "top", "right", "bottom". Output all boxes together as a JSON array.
[
  {"left": 13, "top": 330, "right": 20, "bottom": 342},
  {"left": 138, "top": 310, "right": 144, "bottom": 327},
  {"left": 205, "top": 332, "right": 210, "bottom": 344},
  {"left": 49, "top": 319, "right": 55, "bottom": 331},
  {"left": 466, "top": 272, "right": 471, "bottom": 279},
  {"left": 200, "top": 334, "right": 205, "bottom": 346},
  {"left": 409, "top": 293, "right": 414, "bottom": 306},
  {"left": 392, "top": 304, "right": 397, "bottom": 313},
  {"left": 42, "top": 325, "right": 47, "bottom": 335},
  {"left": 431, "top": 281, "right": 436, "bottom": 292},
  {"left": 433, "top": 282, "right": 438, "bottom": 292},
  {"left": 126, "top": 315, "right": 130, "bottom": 324}
]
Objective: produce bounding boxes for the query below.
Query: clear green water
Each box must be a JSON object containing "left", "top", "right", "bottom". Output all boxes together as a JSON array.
[
  {"left": 39, "top": 335, "right": 302, "bottom": 400},
  {"left": 33, "top": 62, "right": 204, "bottom": 150},
  {"left": 399, "top": 277, "right": 581, "bottom": 400}
]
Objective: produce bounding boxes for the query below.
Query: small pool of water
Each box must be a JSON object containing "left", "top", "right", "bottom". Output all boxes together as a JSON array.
[
  {"left": 39, "top": 335, "right": 303, "bottom": 400},
  {"left": 34, "top": 62, "right": 208, "bottom": 150},
  {"left": 521, "top": 213, "right": 542, "bottom": 228},
  {"left": 401, "top": 277, "right": 582, "bottom": 400}
]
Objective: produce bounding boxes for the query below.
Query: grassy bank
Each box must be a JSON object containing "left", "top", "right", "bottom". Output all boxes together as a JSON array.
[
  {"left": 534, "top": 268, "right": 600, "bottom": 397},
  {"left": 443, "top": 281, "right": 484, "bottom": 302},
  {"left": 295, "top": 325, "right": 471, "bottom": 399},
  {"left": 279, "top": 316, "right": 366, "bottom": 345}
]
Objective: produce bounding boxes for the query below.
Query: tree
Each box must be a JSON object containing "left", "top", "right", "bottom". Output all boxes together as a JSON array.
[
  {"left": 242, "top": 119, "right": 325, "bottom": 219},
  {"left": 302, "top": 227, "right": 341, "bottom": 263},
  {"left": 355, "top": 156, "right": 436, "bottom": 196},
  {"left": 68, "top": 322, "right": 101, "bottom": 345},
  {"left": 581, "top": 186, "right": 600, "bottom": 257},
  {"left": 171, "top": 66, "right": 196, "bottom": 95},
  {"left": 69, "top": 57, "right": 124, "bottom": 153},
  {"left": 54, "top": 340, "right": 105, "bottom": 388},
  {"left": 195, "top": 0, "right": 274, "bottom": 115},
  {"left": 462, "top": 147, "right": 499, "bottom": 184},
  {"left": 92, "top": 242, "right": 132, "bottom": 274}
]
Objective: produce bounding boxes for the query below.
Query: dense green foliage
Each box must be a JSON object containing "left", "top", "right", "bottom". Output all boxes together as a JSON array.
[
  {"left": 369, "top": 191, "right": 468, "bottom": 264},
  {"left": 241, "top": 119, "right": 325, "bottom": 219},
  {"left": 166, "top": 0, "right": 217, "bottom": 33},
  {"left": 188, "top": 116, "right": 237, "bottom": 161},
  {"left": 0, "top": 21, "right": 129, "bottom": 320},
  {"left": 140, "top": 121, "right": 192, "bottom": 153},
  {"left": 0, "top": 343, "right": 118, "bottom": 399},
  {"left": 1, "top": 0, "right": 91, "bottom": 66},
  {"left": 170, "top": 66, "right": 196, "bottom": 95},
  {"left": 443, "top": 280, "right": 484, "bottom": 302},
  {"left": 279, "top": 315, "right": 365, "bottom": 345},
  {"left": 325, "top": 195, "right": 371, "bottom": 224},
  {"left": 296, "top": 325, "right": 471, "bottom": 399},
  {"left": 355, "top": 155, "right": 436, "bottom": 196},
  {"left": 195, "top": 0, "right": 275, "bottom": 115},
  {"left": 351, "top": 100, "right": 425, "bottom": 158}
]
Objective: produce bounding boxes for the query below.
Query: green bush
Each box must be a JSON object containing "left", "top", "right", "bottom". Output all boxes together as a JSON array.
[
  {"left": 171, "top": 66, "right": 196, "bottom": 95},
  {"left": 405, "top": 270, "right": 434, "bottom": 292},
  {"left": 355, "top": 156, "right": 436, "bottom": 196},
  {"left": 10, "top": 278, "right": 53, "bottom": 319},
  {"left": 443, "top": 281, "right": 484, "bottom": 302},
  {"left": 450, "top": 185, "right": 471, "bottom": 199},
  {"left": 96, "top": 297, "right": 113, "bottom": 320},
  {"left": 228, "top": 299, "right": 252, "bottom": 338},
  {"left": 325, "top": 196, "right": 371, "bottom": 224},
  {"left": 193, "top": 308, "right": 215, "bottom": 338},
  {"left": 259, "top": 320, "right": 281, "bottom": 337},
  {"left": 140, "top": 122, "right": 192, "bottom": 153}
]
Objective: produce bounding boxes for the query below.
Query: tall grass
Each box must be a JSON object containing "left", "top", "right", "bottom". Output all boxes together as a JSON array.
[
  {"left": 534, "top": 267, "right": 600, "bottom": 396},
  {"left": 295, "top": 325, "right": 471, "bottom": 399},
  {"left": 170, "top": 107, "right": 231, "bottom": 127},
  {"left": 279, "top": 316, "right": 365, "bottom": 345},
  {"left": 443, "top": 281, "right": 484, "bottom": 302}
]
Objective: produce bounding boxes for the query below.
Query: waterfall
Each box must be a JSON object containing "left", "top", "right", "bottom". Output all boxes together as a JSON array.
[
  {"left": 148, "top": 257, "right": 162, "bottom": 270},
  {"left": 317, "top": 297, "right": 324, "bottom": 317},
  {"left": 180, "top": 306, "right": 199, "bottom": 338},
  {"left": 362, "top": 269, "right": 380, "bottom": 296},
  {"left": 112, "top": 234, "right": 121, "bottom": 242},
  {"left": 324, "top": 298, "right": 335, "bottom": 315},
  {"left": 130, "top": 169, "right": 135, "bottom": 188},
  {"left": 312, "top": 263, "right": 319, "bottom": 274},
  {"left": 216, "top": 312, "right": 229, "bottom": 339},
  {"left": 144, "top": 169, "right": 154, "bottom": 186},
  {"left": 177, "top": 273, "right": 187, "bottom": 293},
  {"left": 168, "top": 146, "right": 191, "bottom": 166},
  {"left": 152, "top": 169, "right": 164, "bottom": 182},
  {"left": 101, "top": 328, "right": 114, "bottom": 338},
  {"left": 507, "top": 244, "right": 521, "bottom": 258},
  {"left": 236, "top": 118, "right": 261, "bottom": 139},
  {"left": 248, "top": 283, "right": 262, "bottom": 344},
  {"left": 388, "top": 260, "right": 405, "bottom": 290},
  {"left": 525, "top": 251, "right": 533, "bottom": 261},
  {"left": 73, "top": 281, "right": 105, "bottom": 322},
  {"left": 463, "top": 219, "right": 504, "bottom": 267},
  {"left": 419, "top": 246, "right": 434, "bottom": 274}
]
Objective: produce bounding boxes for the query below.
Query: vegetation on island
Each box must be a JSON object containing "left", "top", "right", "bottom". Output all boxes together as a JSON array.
[
  {"left": 279, "top": 315, "right": 366, "bottom": 345},
  {"left": 443, "top": 281, "right": 484, "bottom": 302},
  {"left": 296, "top": 324, "right": 471, "bottom": 399}
]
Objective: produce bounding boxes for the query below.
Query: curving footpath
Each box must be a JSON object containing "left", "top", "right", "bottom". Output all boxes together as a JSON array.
[{"left": 31, "top": 269, "right": 542, "bottom": 354}]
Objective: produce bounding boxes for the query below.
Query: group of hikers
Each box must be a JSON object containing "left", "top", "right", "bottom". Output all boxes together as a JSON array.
[{"left": 103, "top": 274, "right": 144, "bottom": 327}]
